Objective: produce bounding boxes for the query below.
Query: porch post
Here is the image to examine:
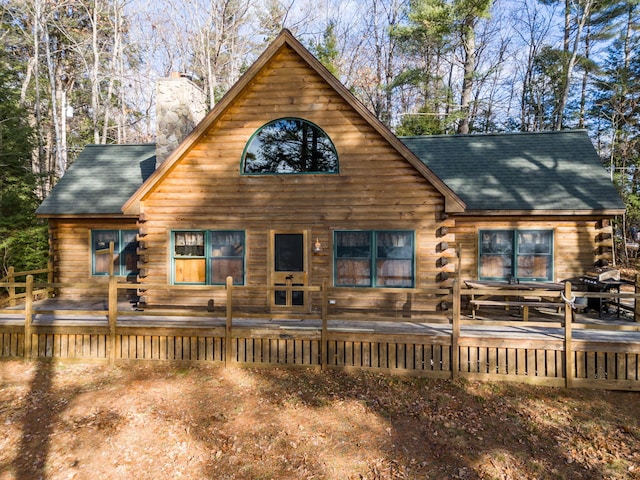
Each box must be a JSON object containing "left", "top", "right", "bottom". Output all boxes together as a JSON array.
[
  {"left": 108, "top": 242, "right": 117, "bottom": 364},
  {"left": 47, "top": 258, "right": 54, "bottom": 297},
  {"left": 24, "top": 275, "right": 33, "bottom": 358},
  {"left": 451, "top": 275, "right": 460, "bottom": 380},
  {"left": 321, "top": 278, "right": 328, "bottom": 370},
  {"left": 225, "top": 276, "right": 233, "bottom": 366},
  {"left": 635, "top": 274, "right": 640, "bottom": 323},
  {"left": 564, "top": 281, "right": 574, "bottom": 388},
  {"left": 108, "top": 273, "right": 117, "bottom": 364}
]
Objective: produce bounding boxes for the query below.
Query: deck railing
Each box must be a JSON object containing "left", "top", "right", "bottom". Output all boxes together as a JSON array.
[
  {"left": 2, "top": 268, "right": 640, "bottom": 391},
  {"left": 0, "top": 265, "right": 53, "bottom": 307}
]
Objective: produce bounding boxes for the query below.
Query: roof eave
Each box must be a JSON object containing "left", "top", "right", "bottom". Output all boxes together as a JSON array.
[
  {"left": 36, "top": 213, "right": 140, "bottom": 219},
  {"left": 453, "top": 208, "right": 626, "bottom": 217}
]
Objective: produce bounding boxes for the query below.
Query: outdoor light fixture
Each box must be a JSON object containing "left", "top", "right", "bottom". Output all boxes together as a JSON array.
[{"left": 313, "top": 237, "right": 322, "bottom": 253}]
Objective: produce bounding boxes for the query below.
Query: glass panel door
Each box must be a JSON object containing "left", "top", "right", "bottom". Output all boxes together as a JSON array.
[{"left": 270, "top": 231, "right": 308, "bottom": 310}]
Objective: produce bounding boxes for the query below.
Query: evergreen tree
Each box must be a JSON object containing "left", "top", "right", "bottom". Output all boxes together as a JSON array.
[
  {"left": 0, "top": 49, "right": 48, "bottom": 277},
  {"left": 589, "top": 1, "right": 640, "bottom": 262},
  {"left": 312, "top": 21, "right": 340, "bottom": 77},
  {"left": 391, "top": 0, "right": 492, "bottom": 135},
  {"left": 593, "top": 34, "right": 640, "bottom": 221}
]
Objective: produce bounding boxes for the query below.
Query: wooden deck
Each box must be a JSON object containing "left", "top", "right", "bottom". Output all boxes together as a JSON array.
[
  {"left": 2, "top": 270, "right": 640, "bottom": 391},
  {"left": 2, "top": 293, "right": 640, "bottom": 392}
]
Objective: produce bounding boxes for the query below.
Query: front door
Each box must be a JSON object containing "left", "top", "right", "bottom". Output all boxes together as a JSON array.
[{"left": 269, "top": 231, "right": 309, "bottom": 311}]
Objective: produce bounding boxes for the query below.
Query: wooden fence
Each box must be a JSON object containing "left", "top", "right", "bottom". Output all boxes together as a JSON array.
[
  {"left": 2, "top": 269, "right": 640, "bottom": 391},
  {"left": 0, "top": 265, "right": 53, "bottom": 307}
]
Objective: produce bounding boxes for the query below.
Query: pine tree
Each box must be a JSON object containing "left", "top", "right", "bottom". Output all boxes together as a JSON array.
[
  {"left": 391, "top": 0, "right": 492, "bottom": 135},
  {"left": 312, "top": 21, "right": 340, "bottom": 77},
  {"left": 0, "top": 49, "right": 48, "bottom": 276}
]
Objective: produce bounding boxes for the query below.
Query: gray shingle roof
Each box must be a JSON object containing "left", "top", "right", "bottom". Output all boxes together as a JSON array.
[
  {"left": 36, "top": 144, "right": 156, "bottom": 216},
  {"left": 401, "top": 130, "right": 625, "bottom": 213},
  {"left": 37, "top": 131, "right": 625, "bottom": 217}
]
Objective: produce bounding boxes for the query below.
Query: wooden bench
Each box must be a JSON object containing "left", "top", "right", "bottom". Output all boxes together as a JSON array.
[{"left": 469, "top": 299, "right": 564, "bottom": 321}]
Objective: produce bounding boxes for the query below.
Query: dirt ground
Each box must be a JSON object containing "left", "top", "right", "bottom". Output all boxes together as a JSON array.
[{"left": 0, "top": 361, "right": 639, "bottom": 480}]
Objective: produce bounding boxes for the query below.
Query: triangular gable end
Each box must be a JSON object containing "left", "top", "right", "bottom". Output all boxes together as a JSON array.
[{"left": 122, "top": 29, "right": 465, "bottom": 215}]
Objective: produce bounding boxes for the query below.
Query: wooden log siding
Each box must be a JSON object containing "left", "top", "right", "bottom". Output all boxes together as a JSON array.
[
  {"left": 137, "top": 44, "right": 450, "bottom": 308},
  {"left": 453, "top": 217, "right": 612, "bottom": 282},
  {"left": 48, "top": 218, "right": 139, "bottom": 299}
]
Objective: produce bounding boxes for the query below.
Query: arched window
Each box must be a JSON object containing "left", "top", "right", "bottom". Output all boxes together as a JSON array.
[{"left": 242, "top": 118, "right": 339, "bottom": 174}]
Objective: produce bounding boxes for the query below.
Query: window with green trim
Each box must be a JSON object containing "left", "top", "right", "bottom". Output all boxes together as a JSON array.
[
  {"left": 172, "top": 231, "right": 245, "bottom": 285},
  {"left": 91, "top": 230, "right": 138, "bottom": 276},
  {"left": 242, "top": 118, "right": 338, "bottom": 174},
  {"left": 335, "top": 231, "right": 414, "bottom": 287},
  {"left": 479, "top": 229, "right": 553, "bottom": 281}
]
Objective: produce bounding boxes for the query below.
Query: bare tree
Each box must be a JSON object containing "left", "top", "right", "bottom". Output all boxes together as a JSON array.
[
  {"left": 554, "top": 0, "right": 594, "bottom": 129},
  {"left": 511, "top": 0, "right": 559, "bottom": 131},
  {"left": 342, "top": 0, "right": 407, "bottom": 126}
]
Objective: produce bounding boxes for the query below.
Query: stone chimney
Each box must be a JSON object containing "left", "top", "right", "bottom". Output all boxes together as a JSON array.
[{"left": 155, "top": 72, "right": 207, "bottom": 167}]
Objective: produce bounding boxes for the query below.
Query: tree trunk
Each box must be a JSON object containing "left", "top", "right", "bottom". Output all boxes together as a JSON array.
[
  {"left": 458, "top": 16, "right": 476, "bottom": 134},
  {"left": 40, "top": 12, "right": 65, "bottom": 176},
  {"left": 554, "top": 0, "right": 592, "bottom": 130},
  {"left": 91, "top": 0, "right": 100, "bottom": 143}
]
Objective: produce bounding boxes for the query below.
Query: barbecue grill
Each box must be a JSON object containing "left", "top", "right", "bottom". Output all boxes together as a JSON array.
[{"left": 578, "top": 268, "right": 621, "bottom": 317}]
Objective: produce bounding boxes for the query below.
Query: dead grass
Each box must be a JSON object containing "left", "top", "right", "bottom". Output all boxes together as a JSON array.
[{"left": 0, "top": 361, "right": 639, "bottom": 479}]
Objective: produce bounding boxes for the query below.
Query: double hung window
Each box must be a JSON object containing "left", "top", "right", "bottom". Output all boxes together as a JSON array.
[
  {"left": 91, "top": 230, "right": 138, "bottom": 276},
  {"left": 479, "top": 229, "right": 553, "bottom": 281},
  {"left": 334, "top": 231, "right": 414, "bottom": 287},
  {"left": 172, "top": 231, "right": 245, "bottom": 285}
]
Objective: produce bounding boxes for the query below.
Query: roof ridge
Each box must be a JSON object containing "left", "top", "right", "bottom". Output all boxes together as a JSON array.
[{"left": 399, "top": 129, "right": 588, "bottom": 140}]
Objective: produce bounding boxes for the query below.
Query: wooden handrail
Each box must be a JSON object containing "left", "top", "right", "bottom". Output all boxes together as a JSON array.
[
  {"left": 5, "top": 271, "right": 640, "bottom": 331},
  {"left": 0, "top": 267, "right": 53, "bottom": 282},
  {"left": 9, "top": 268, "right": 52, "bottom": 277}
]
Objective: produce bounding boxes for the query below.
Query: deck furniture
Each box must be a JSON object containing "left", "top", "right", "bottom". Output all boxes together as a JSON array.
[{"left": 464, "top": 280, "right": 565, "bottom": 321}]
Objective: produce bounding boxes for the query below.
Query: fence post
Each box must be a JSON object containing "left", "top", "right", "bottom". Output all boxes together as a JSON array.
[
  {"left": 225, "top": 276, "right": 233, "bottom": 366},
  {"left": 451, "top": 275, "right": 460, "bottom": 380},
  {"left": 321, "top": 278, "right": 328, "bottom": 370},
  {"left": 108, "top": 272, "right": 118, "bottom": 364},
  {"left": 635, "top": 274, "right": 640, "bottom": 323},
  {"left": 564, "top": 281, "right": 574, "bottom": 388},
  {"left": 24, "top": 275, "right": 33, "bottom": 358},
  {"left": 8, "top": 266, "right": 16, "bottom": 307}
]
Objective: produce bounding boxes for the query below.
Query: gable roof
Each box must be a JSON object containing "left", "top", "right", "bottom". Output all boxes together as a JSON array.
[
  {"left": 35, "top": 144, "right": 156, "bottom": 217},
  {"left": 401, "top": 130, "right": 625, "bottom": 215},
  {"left": 121, "top": 29, "right": 466, "bottom": 215},
  {"left": 35, "top": 34, "right": 625, "bottom": 220}
]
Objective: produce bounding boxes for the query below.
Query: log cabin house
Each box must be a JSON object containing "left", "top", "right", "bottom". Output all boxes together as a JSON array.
[{"left": 36, "top": 30, "right": 625, "bottom": 316}]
